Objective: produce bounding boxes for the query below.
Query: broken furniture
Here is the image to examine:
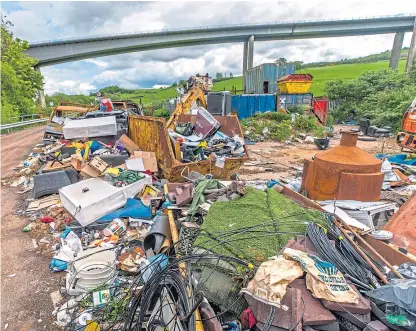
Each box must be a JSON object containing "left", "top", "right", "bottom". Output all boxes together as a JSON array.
[{"left": 302, "top": 132, "right": 384, "bottom": 201}]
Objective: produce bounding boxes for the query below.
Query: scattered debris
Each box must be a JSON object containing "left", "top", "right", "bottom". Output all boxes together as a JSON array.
[{"left": 5, "top": 87, "right": 416, "bottom": 331}]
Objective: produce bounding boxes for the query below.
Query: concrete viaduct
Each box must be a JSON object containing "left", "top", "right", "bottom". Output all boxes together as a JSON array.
[{"left": 27, "top": 15, "right": 416, "bottom": 107}]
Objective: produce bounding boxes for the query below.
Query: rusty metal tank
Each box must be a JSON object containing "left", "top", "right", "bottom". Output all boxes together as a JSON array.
[{"left": 301, "top": 131, "right": 384, "bottom": 201}]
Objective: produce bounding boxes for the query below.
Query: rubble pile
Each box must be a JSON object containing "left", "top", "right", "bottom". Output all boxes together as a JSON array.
[
  {"left": 169, "top": 108, "right": 246, "bottom": 163},
  {"left": 5, "top": 111, "right": 416, "bottom": 331}
]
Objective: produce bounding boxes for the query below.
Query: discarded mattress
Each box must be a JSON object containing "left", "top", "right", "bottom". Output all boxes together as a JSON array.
[
  {"left": 59, "top": 176, "right": 151, "bottom": 226},
  {"left": 62, "top": 116, "right": 117, "bottom": 139},
  {"left": 33, "top": 169, "right": 79, "bottom": 199}
]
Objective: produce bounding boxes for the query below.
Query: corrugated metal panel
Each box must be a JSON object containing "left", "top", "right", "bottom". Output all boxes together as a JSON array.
[
  {"left": 278, "top": 93, "right": 313, "bottom": 109},
  {"left": 245, "top": 63, "right": 296, "bottom": 94},
  {"left": 232, "top": 94, "right": 276, "bottom": 119}
]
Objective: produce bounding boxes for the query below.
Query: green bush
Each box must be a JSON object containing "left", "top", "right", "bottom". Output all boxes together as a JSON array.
[
  {"left": 324, "top": 68, "right": 415, "bottom": 129},
  {"left": 358, "top": 85, "right": 416, "bottom": 132},
  {"left": 269, "top": 120, "right": 292, "bottom": 141},
  {"left": 286, "top": 105, "right": 305, "bottom": 114},
  {"left": 153, "top": 108, "right": 170, "bottom": 119},
  {"left": 252, "top": 112, "right": 291, "bottom": 122},
  {"left": 292, "top": 114, "right": 320, "bottom": 132}
]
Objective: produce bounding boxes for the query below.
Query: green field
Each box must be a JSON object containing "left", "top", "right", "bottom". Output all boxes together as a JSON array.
[
  {"left": 205, "top": 59, "right": 406, "bottom": 96},
  {"left": 298, "top": 59, "right": 406, "bottom": 95},
  {"left": 46, "top": 59, "right": 407, "bottom": 107}
]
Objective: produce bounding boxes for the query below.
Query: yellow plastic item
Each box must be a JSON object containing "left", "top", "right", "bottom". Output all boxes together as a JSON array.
[
  {"left": 104, "top": 167, "right": 121, "bottom": 176},
  {"left": 85, "top": 321, "right": 100, "bottom": 331},
  {"left": 277, "top": 81, "right": 313, "bottom": 94}
]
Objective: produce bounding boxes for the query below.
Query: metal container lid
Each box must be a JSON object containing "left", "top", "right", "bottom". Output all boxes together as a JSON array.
[{"left": 315, "top": 132, "right": 381, "bottom": 167}]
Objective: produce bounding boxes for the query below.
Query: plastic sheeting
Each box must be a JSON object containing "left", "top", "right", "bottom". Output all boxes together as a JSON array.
[
  {"left": 388, "top": 263, "right": 416, "bottom": 280},
  {"left": 367, "top": 279, "right": 416, "bottom": 315}
]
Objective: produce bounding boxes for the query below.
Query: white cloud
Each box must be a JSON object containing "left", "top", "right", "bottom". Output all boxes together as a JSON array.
[
  {"left": 84, "top": 59, "right": 108, "bottom": 68},
  {"left": 152, "top": 84, "right": 170, "bottom": 89},
  {"left": 44, "top": 78, "right": 96, "bottom": 95}
]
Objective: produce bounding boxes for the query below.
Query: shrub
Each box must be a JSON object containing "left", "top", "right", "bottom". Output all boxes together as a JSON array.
[
  {"left": 269, "top": 120, "right": 292, "bottom": 141},
  {"left": 292, "top": 114, "right": 319, "bottom": 132},
  {"left": 153, "top": 108, "right": 170, "bottom": 119},
  {"left": 286, "top": 105, "right": 305, "bottom": 114}
]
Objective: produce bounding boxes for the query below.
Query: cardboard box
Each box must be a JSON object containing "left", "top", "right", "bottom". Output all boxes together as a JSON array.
[
  {"left": 80, "top": 163, "right": 101, "bottom": 178},
  {"left": 119, "top": 134, "right": 140, "bottom": 154},
  {"left": 133, "top": 151, "right": 158, "bottom": 172},
  {"left": 89, "top": 156, "right": 108, "bottom": 173},
  {"left": 71, "top": 156, "right": 83, "bottom": 171}
]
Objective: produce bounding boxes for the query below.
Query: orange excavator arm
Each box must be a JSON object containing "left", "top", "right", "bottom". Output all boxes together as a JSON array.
[{"left": 166, "top": 87, "right": 207, "bottom": 129}]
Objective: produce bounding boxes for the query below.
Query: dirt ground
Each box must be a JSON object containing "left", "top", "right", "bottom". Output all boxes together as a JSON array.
[
  {"left": 238, "top": 125, "right": 401, "bottom": 181},
  {"left": 0, "top": 125, "right": 402, "bottom": 330},
  {"left": 1, "top": 126, "right": 62, "bottom": 331}
]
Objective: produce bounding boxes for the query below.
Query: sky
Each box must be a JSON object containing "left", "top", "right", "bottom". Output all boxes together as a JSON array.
[{"left": 2, "top": 0, "right": 416, "bottom": 95}]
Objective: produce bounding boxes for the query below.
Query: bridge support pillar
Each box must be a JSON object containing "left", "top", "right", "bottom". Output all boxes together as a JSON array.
[
  {"left": 389, "top": 32, "right": 404, "bottom": 70},
  {"left": 248, "top": 35, "right": 254, "bottom": 70},
  {"left": 35, "top": 67, "right": 46, "bottom": 108},
  {"left": 406, "top": 18, "right": 416, "bottom": 73},
  {"left": 243, "top": 41, "right": 248, "bottom": 91}
]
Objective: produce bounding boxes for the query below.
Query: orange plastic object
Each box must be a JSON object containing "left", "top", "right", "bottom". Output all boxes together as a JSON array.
[{"left": 301, "top": 132, "right": 383, "bottom": 201}]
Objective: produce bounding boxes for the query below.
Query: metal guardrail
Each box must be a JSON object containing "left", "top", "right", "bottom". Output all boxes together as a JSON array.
[{"left": 0, "top": 118, "right": 48, "bottom": 132}]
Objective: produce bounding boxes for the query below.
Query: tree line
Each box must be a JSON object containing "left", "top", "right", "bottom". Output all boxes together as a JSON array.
[{"left": 1, "top": 15, "right": 43, "bottom": 123}]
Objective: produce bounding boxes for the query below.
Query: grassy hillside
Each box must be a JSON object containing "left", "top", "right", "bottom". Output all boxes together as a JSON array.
[
  {"left": 298, "top": 59, "right": 406, "bottom": 95},
  {"left": 206, "top": 59, "right": 406, "bottom": 96},
  {"left": 46, "top": 59, "right": 407, "bottom": 107}
]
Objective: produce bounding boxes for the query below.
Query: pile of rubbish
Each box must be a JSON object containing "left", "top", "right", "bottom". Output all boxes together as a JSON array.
[
  {"left": 5, "top": 111, "right": 416, "bottom": 331},
  {"left": 169, "top": 108, "right": 246, "bottom": 163}
]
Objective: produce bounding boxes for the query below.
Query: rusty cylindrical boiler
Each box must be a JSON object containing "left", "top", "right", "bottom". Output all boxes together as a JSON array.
[{"left": 301, "top": 132, "right": 384, "bottom": 201}]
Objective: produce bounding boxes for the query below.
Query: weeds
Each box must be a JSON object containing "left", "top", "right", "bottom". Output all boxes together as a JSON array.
[{"left": 242, "top": 112, "right": 326, "bottom": 141}]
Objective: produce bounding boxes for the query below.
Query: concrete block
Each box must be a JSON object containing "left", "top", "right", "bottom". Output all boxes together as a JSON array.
[
  {"left": 289, "top": 278, "right": 336, "bottom": 326},
  {"left": 363, "top": 321, "right": 389, "bottom": 331},
  {"left": 280, "top": 236, "right": 318, "bottom": 255},
  {"left": 334, "top": 312, "right": 370, "bottom": 329},
  {"left": 199, "top": 302, "right": 222, "bottom": 331},
  {"left": 312, "top": 322, "right": 339, "bottom": 331},
  {"left": 321, "top": 285, "right": 371, "bottom": 314},
  {"left": 245, "top": 288, "right": 303, "bottom": 331}
]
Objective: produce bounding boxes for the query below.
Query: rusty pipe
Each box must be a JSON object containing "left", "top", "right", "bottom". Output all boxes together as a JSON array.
[
  {"left": 333, "top": 221, "right": 389, "bottom": 284},
  {"left": 335, "top": 219, "right": 404, "bottom": 280}
]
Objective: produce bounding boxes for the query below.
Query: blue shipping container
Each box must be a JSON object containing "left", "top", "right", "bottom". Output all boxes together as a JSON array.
[
  {"left": 231, "top": 94, "right": 276, "bottom": 119},
  {"left": 278, "top": 93, "right": 313, "bottom": 110},
  {"left": 245, "top": 63, "right": 295, "bottom": 94}
]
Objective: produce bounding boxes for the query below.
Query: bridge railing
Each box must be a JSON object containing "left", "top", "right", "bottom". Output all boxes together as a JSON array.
[{"left": 30, "top": 14, "right": 414, "bottom": 46}]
